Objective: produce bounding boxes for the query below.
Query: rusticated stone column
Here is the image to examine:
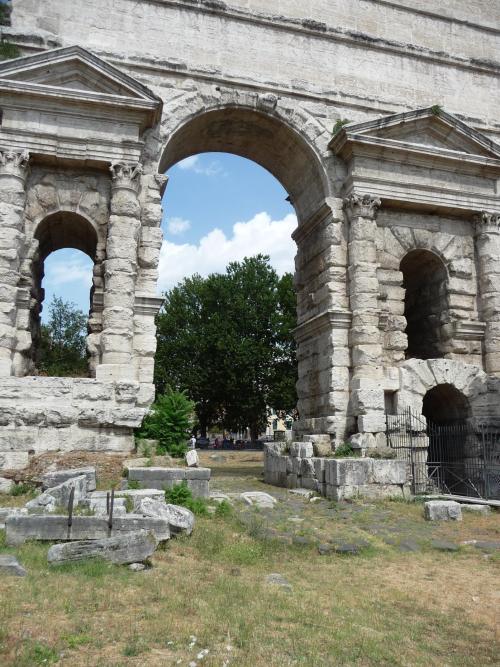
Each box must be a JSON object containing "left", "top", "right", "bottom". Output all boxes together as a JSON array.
[
  {"left": 96, "top": 162, "right": 143, "bottom": 381},
  {"left": 344, "top": 193, "right": 385, "bottom": 433},
  {"left": 474, "top": 211, "right": 500, "bottom": 375},
  {"left": 0, "top": 150, "right": 29, "bottom": 377}
]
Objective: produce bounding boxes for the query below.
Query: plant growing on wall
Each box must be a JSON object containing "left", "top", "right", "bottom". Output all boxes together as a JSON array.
[
  {"left": 332, "top": 118, "right": 351, "bottom": 136},
  {"left": 137, "top": 388, "right": 195, "bottom": 457},
  {"left": 0, "top": 1, "right": 20, "bottom": 60}
]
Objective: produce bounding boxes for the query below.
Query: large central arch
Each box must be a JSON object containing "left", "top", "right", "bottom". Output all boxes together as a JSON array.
[{"left": 158, "top": 102, "right": 331, "bottom": 224}]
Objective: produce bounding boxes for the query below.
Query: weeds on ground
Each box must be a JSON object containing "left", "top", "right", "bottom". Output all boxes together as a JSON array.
[
  {"left": 10, "top": 482, "right": 36, "bottom": 497},
  {"left": 165, "top": 481, "right": 208, "bottom": 516}
]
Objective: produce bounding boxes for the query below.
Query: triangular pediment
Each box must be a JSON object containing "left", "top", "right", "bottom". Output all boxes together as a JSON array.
[
  {"left": 0, "top": 45, "right": 161, "bottom": 103},
  {"left": 330, "top": 107, "right": 500, "bottom": 162}
]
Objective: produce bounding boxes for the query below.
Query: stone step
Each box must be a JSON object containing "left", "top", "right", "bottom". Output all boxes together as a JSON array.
[{"left": 47, "top": 530, "right": 158, "bottom": 566}]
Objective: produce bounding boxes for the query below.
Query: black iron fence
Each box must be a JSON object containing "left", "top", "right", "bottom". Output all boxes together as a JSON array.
[{"left": 386, "top": 408, "right": 500, "bottom": 500}]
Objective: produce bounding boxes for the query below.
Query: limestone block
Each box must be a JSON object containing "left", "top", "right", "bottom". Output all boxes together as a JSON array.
[
  {"left": 460, "top": 504, "right": 491, "bottom": 515},
  {"left": 301, "top": 457, "right": 315, "bottom": 478},
  {"left": 357, "top": 414, "right": 387, "bottom": 433},
  {"left": 240, "top": 492, "right": 277, "bottom": 508},
  {"left": 313, "top": 457, "right": 326, "bottom": 482},
  {"left": 6, "top": 514, "right": 171, "bottom": 545},
  {"left": 0, "top": 476, "right": 14, "bottom": 493},
  {"left": 47, "top": 530, "right": 158, "bottom": 565},
  {"left": 325, "top": 458, "right": 372, "bottom": 486},
  {"left": 0, "top": 554, "right": 27, "bottom": 576},
  {"left": 41, "top": 467, "right": 96, "bottom": 492},
  {"left": 424, "top": 501, "right": 462, "bottom": 521},
  {"left": 135, "top": 498, "right": 194, "bottom": 535},
  {"left": 369, "top": 459, "right": 407, "bottom": 484},
  {"left": 26, "top": 475, "right": 88, "bottom": 513},
  {"left": 289, "top": 442, "right": 314, "bottom": 458},
  {"left": 354, "top": 389, "right": 385, "bottom": 414}
]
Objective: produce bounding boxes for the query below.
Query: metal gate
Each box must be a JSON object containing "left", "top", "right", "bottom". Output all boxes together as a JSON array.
[{"left": 386, "top": 408, "right": 500, "bottom": 500}]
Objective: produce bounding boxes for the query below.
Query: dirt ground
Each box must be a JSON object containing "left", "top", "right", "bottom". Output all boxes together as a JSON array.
[{"left": 1, "top": 450, "right": 499, "bottom": 666}]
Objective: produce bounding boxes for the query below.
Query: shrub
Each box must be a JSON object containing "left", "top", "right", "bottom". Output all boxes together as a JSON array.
[
  {"left": 214, "top": 499, "right": 233, "bottom": 518},
  {"left": 11, "top": 482, "right": 36, "bottom": 496},
  {"left": 332, "top": 118, "right": 350, "bottom": 135},
  {"left": 333, "top": 442, "right": 355, "bottom": 458},
  {"left": 165, "top": 481, "right": 208, "bottom": 516},
  {"left": 136, "top": 388, "right": 194, "bottom": 457},
  {"left": 127, "top": 480, "right": 141, "bottom": 490}
]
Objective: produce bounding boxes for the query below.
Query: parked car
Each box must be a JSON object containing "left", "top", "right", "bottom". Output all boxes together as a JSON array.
[{"left": 196, "top": 437, "right": 210, "bottom": 449}]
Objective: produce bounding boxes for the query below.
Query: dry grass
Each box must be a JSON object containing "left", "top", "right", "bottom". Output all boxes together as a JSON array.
[{"left": 1, "top": 451, "right": 499, "bottom": 666}]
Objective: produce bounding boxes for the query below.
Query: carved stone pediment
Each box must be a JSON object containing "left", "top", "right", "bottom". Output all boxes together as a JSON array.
[
  {"left": 330, "top": 107, "right": 500, "bottom": 214},
  {"left": 0, "top": 46, "right": 162, "bottom": 165},
  {"left": 330, "top": 107, "right": 500, "bottom": 162}
]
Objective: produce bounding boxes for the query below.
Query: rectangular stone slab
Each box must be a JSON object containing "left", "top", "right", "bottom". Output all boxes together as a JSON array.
[
  {"left": 6, "top": 513, "right": 171, "bottom": 546},
  {"left": 47, "top": 529, "right": 158, "bottom": 565},
  {"left": 127, "top": 467, "right": 210, "bottom": 498}
]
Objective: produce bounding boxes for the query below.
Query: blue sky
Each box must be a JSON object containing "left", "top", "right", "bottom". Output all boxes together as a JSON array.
[{"left": 41, "top": 153, "right": 297, "bottom": 320}]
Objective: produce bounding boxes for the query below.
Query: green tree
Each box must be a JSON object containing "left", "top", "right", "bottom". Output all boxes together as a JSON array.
[
  {"left": 137, "top": 388, "right": 195, "bottom": 457},
  {"left": 155, "top": 255, "right": 297, "bottom": 440},
  {"left": 38, "top": 296, "right": 88, "bottom": 377}
]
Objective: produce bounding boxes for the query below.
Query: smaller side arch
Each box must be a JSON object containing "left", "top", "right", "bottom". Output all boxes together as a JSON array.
[{"left": 400, "top": 248, "right": 449, "bottom": 360}]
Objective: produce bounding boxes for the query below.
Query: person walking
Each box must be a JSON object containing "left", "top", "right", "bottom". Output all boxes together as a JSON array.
[{"left": 190, "top": 434, "right": 196, "bottom": 450}]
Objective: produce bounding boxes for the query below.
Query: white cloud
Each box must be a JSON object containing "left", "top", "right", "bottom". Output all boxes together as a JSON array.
[
  {"left": 44, "top": 257, "right": 93, "bottom": 288},
  {"left": 157, "top": 211, "right": 297, "bottom": 292},
  {"left": 167, "top": 216, "right": 191, "bottom": 236},
  {"left": 176, "top": 155, "right": 222, "bottom": 177}
]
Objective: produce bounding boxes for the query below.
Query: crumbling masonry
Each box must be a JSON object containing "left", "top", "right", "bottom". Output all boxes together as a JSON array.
[{"left": 0, "top": 0, "right": 499, "bottom": 473}]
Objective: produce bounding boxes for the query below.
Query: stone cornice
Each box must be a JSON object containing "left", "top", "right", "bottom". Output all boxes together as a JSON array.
[
  {"left": 343, "top": 193, "right": 381, "bottom": 220},
  {"left": 87, "top": 1, "right": 500, "bottom": 76},
  {"left": 134, "top": 294, "right": 164, "bottom": 316},
  {"left": 292, "top": 200, "right": 340, "bottom": 245},
  {"left": 294, "top": 309, "right": 352, "bottom": 343},
  {"left": 452, "top": 320, "right": 486, "bottom": 341}
]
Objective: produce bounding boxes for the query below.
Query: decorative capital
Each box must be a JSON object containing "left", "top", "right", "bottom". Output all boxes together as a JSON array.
[
  {"left": 110, "top": 162, "right": 143, "bottom": 192},
  {"left": 473, "top": 211, "right": 500, "bottom": 236},
  {"left": 343, "top": 192, "right": 381, "bottom": 220},
  {"left": 0, "top": 149, "right": 30, "bottom": 179},
  {"left": 154, "top": 173, "right": 169, "bottom": 198}
]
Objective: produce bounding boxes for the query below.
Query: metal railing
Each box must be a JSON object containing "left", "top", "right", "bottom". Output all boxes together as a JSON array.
[{"left": 386, "top": 408, "right": 500, "bottom": 500}]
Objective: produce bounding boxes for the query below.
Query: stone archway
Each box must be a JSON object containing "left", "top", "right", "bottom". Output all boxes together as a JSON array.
[
  {"left": 400, "top": 249, "right": 449, "bottom": 360},
  {"left": 158, "top": 101, "right": 348, "bottom": 440}
]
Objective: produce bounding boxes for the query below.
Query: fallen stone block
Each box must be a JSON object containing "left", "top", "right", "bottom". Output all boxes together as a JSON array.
[
  {"left": 209, "top": 491, "right": 231, "bottom": 504},
  {"left": 424, "top": 500, "right": 462, "bottom": 521},
  {"left": 47, "top": 529, "right": 158, "bottom": 565},
  {"left": 135, "top": 497, "right": 195, "bottom": 535},
  {"left": 460, "top": 503, "right": 491, "bottom": 515},
  {"left": 265, "top": 573, "right": 292, "bottom": 591},
  {"left": 240, "top": 492, "right": 277, "bottom": 508},
  {"left": 87, "top": 497, "right": 127, "bottom": 517},
  {"left": 26, "top": 475, "right": 88, "bottom": 513},
  {"left": 0, "top": 476, "right": 14, "bottom": 494},
  {"left": 0, "top": 507, "right": 27, "bottom": 529},
  {"left": 90, "top": 489, "right": 165, "bottom": 502},
  {"left": 127, "top": 467, "right": 210, "bottom": 498},
  {"left": 6, "top": 513, "right": 171, "bottom": 545},
  {"left": 41, "top": 467, "right": 96, "bottom": 492},
  {"left": 185, "top": 450, "right": 199, "bottom": 467},
  {"left": 288, "top": 488, "right": 315, "bottom": 499},
  {"left": 0, "top": 554, "right": 27, "bottom": 576}
]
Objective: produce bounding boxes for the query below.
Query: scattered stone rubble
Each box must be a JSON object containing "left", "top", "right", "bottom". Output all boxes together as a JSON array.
[
  {"left": 424, "top": 500, "right": 463, "bottom": 521},
  {"left": 2, "top": 465, "right": 197, "bottom": 565}
]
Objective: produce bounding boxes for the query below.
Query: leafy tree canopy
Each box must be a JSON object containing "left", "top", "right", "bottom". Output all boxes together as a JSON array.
[
  {"left": 155, "top": 255, "right": 297, "bottom": 439},
  {"left": 38, "top": 296, "right": 88, "bottom": 377}
]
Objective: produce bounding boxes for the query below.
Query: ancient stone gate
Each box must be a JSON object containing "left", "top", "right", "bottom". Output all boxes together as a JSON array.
[{"left": 0, "top": 0, "right": 499, "bottom": 470}]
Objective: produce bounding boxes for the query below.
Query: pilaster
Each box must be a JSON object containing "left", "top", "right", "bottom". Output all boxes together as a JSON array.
[
  {"left": 474, "top": 211, "right": 500, "bottom": 375},
  {"left": 0, "top": 150, "right": 30, "bottom": 376},
  {"left": 344, "top": 193, "right": 385, "bottom": 433},
  {"left": 96, "top": 161, "right": 142, "bottom": 381}
]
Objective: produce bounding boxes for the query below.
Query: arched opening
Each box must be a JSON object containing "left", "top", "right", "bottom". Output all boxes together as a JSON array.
[
  {"left": 30, "top": 211, "right": 99, "bottom": 377},
  {"left": 423, "top": 384, "right": 472, "bottom": 495},
  {"left": 159, "top": 106, "right": 329, "bottom": 223},
  {"left": 156, "top": 105, "right": 329, "bottom": 457},
  {"left": 400, "top": 249, "right": 448, "bottom": 360}
]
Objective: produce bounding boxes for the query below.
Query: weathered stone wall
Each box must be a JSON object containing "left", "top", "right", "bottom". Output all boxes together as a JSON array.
[{"left": 1, "top": 0, "right": 499, "bottom": 472}]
